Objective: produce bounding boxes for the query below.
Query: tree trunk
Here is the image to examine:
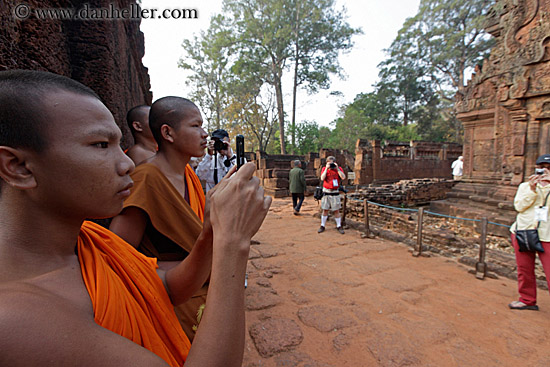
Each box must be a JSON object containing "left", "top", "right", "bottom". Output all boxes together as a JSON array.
[
  {"left": 272, "top": 56, "right": 286, "bottom": 154},
  {"left": 291, "top": 3, "right": 300, "bottom": 154},
  {"left": 275, "top": 79, "right": 286, "bottom": 154}
]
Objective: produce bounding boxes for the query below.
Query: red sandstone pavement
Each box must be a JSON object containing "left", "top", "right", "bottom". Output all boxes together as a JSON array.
[{"left": 242, "top": 196, "right": 550, "bottom": 367}]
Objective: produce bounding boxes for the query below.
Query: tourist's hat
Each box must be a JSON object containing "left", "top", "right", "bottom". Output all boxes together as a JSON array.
[{"left": 536, "top": 154, "right": 550, "bottom": 165}]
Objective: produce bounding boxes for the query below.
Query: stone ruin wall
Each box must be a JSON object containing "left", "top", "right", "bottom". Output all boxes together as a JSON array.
[
  {"left": 354, "top": 139, "right": 463, "bottom": 185},
  {"left": 254, "top": 151, "right": 321, "bottom": 198},
  {"left": 253, "top": 148, "right": 358, "bottom": 198},
  {"left": 0, "top": 0, "right": 152, "bottom": 148}
]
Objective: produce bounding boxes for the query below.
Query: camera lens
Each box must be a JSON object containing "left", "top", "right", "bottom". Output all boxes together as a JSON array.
[
  {"left": 213, "top": 139, "right": 226, "bottom": 151},
  {"left": 330, "top": 163, "right": 336, "bottom": 169}
]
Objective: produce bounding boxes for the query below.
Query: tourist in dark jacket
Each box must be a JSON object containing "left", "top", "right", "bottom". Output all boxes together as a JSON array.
[{"left": 289, "top": 160, "right": 306, "bottom": 215}]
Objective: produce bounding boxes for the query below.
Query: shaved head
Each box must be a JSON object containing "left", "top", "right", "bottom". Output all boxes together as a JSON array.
[
  {"left": 126, "top": 105, "right": 150, "bottom": 138},
  {"left": 149, "top": 96, "right": 198, "bottom": 147},
  {"left": 0, "top": 69, "right": 100, "bottom": 152}
]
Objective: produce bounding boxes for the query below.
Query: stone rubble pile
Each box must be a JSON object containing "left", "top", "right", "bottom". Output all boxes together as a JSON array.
[{"left": 346, "top": 178, "right": 455, "bottom": 215}]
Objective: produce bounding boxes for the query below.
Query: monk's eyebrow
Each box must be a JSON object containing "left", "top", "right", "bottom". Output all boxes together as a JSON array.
[{"left": 88, "top": 128, "right": 121, "bottom": 141}]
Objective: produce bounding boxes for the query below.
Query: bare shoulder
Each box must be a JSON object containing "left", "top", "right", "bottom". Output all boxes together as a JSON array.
[
  {"left": 127, "top": 145, "right": 155, "bottom": 166},
  {"left": 0, "top": 283, "right": 169, "bottom": 367}
]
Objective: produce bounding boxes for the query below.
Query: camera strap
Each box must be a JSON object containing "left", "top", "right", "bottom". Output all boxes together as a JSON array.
[
  {"left": 224, "top": 155, "right": 236, "bottom": 168},
  {"left": 213, "top": 152, "right": 218, "bottom": 185}
]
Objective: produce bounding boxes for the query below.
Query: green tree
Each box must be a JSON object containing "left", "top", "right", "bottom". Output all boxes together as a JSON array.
[
  {"left": 224, "top": 0, "right": 293, "bottom": 154},
  {"left": 287, "top": 120, "right": 323, "bottom": 154},
  {"left": 224, "top": 78, "right": 278, "bottom": 152},
  {"left": 223, "top": 0, "right": 359, "bottom": 154},
  {"left": 387, "top": 0, "right": 494, "bottom": 97},
  {"left": 379, "top": 0, "right": 494, "bottom": 141},
  {"left": 178, "top": 15, "right": 234, "bottom": 131},
  {"left": 376, "top": 60, "right": 435, "bottom": 127},
  {"left": 289, "top": 0, "right": 360, "bottom": 152}
]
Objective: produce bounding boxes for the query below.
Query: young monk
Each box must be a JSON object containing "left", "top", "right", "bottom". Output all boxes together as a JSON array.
[
  {"left": 125, "top": 105, "right": 157, "bottom": 165},
  {"left": 110, "top": 96, "right": 210, "bottom": 341},
  {"left": 0, "top": 69, "right": 271, "bottom": 367}
]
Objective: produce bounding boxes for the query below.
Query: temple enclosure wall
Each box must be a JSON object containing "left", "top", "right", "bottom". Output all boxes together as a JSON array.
[
  {"left": 0, "top": 0, "right": 152, "bottom": 149},
  {"left": 354, "top": 140, "right": 462, "bottom": 185}
]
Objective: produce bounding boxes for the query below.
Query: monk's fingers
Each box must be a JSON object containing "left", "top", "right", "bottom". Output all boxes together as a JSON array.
[
  {"left": 263, "top": 195, "right": 272, "bottom": 211},
  {"left": 232, "top": 162, "right": 255, "bottom": 181},
  {"left": 223, "top": 164, "right": 238, "bottom": 180}
]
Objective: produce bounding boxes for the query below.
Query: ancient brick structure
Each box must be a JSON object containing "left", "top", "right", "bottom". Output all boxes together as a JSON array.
[
  {"left": 253, "top": 149, "right": 355, "bottom": 198},
  {"left": 354, "top": 139, "right": 462, "bottom": 185},
  {"left": 438, "top": 0, "right": 550, "bottom": 224},
  {"left": 254, "top": 151, "right": 320, "bottom": 198},
  {"left": 0, "top": 0, "right": 152, "bottom": 148}
]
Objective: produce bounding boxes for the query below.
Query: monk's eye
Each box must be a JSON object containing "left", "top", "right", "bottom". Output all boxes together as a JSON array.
[{"left": 92, "top": 142, "right": 109, "bottom": 149}]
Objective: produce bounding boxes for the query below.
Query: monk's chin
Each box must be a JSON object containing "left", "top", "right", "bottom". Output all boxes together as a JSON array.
[{"left": 87, "top": 206, "right": 124, "bottom": 220}]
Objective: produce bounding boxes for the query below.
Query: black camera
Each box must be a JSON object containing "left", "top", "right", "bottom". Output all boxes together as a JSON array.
[
  {"left": 329, "top": 163, "right": 337, "bottom": 169},
  {"left": 211, "top": 129, "right": 229, "bottom": 152},
  {"left": 212, "top": 138, "right": 227, "bottom": 152}
]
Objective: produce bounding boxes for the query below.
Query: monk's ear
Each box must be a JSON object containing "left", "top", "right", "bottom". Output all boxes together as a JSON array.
[
  {"left": 160, "top": 124, "right": 174, "bottom": 144},
  {"left": 132, "top": 121, "right": 144, "bottom": 133},
  {"left": 0, "top": 146, "right": 37, "bottom": 190}
]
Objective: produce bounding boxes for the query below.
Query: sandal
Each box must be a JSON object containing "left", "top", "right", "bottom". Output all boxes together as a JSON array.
[{"left": 508, "top": 301, "right": 539, "bottom": 311}]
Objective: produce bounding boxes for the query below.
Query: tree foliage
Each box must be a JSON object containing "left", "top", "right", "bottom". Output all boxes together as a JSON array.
[
  {"left": 289, "top": 0, "right": 359, "bottom": 151},
  {"left": 327, "top": 0, "right": 495, "bottom": 148},
  {"left": 179, "top": 15, "right": 234, "bottom": 131},
  {"left": 222, "top": 0, "right": 359, "bottom": 154},
  {"left": 179, "top": 0, "right": 495, "bottom": 154},
  {"left": 387, "top": 0, "right": 495, "bottom": 97}
]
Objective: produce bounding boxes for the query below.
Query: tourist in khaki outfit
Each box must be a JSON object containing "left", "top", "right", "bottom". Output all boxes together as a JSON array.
[
  {"left": 318, "top": 156, "right": 346, "bottom": 234},
  {"left": 509, "top": 154, "right": 550, "bottom": 311}
]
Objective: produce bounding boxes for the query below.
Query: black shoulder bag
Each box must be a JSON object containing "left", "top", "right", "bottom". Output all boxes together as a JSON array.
[{"left": 515, "top": 191, "right": 550, "bottom": 253}]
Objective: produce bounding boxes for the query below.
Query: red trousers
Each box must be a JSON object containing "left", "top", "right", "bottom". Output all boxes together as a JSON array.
[{"left": 511, "top": 234, "right": 550, "bottom": 305}]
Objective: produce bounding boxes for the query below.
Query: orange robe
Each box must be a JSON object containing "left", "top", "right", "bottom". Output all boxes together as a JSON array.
[
  {"left": 123, "top": 162, "right": 208, "bottom": 341},
  {"left": 123, "top": 163, "right": 204, "bottom": 260},
  {"left": 77, "top": 221, "right": 190, "bottom": 367}
]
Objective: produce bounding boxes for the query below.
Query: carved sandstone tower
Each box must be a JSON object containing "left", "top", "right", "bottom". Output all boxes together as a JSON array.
[
  {"left": 432, "top": 0, "right": 549, "bottom": 232},
  {"left": 456, "top": 0, "right": 550, "bottom": 192}
]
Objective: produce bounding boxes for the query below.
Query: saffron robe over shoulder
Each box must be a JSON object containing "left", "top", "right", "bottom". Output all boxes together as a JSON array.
[
  {"left": 123, "top": 163, "right": 204, "bottom": 260},
  {"left": 122, "top": 162, "right": 208, "bottom": 341},
  {"left": 77, "top": 221, "right": 190, "bottom": 367}
]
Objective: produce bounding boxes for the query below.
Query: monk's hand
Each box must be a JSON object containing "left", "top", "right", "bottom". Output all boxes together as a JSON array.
[
  {"left": 201, "top": 164, "right": 237, "bottom": 237},
  {"left": 209, "top": 162, "right": 272, "bottom": 246},
  {"left": 202, "top": 191, "right": 213, "bottom": 238}
]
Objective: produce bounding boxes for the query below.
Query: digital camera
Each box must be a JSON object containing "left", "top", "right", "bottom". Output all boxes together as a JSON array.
[
  {"left": 329, "top": 163, "right": 337, "bottom": 169},
  {"left": 211, "top": 130, "right": 229, "bottom": 152},
  {"left": 535, "top": 168, "right": 545, "bottom": 175}
]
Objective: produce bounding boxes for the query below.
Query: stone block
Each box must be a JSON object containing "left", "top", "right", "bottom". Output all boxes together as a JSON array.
[{"left": 263, "top": 178, "right": 289, "bottom": 189}]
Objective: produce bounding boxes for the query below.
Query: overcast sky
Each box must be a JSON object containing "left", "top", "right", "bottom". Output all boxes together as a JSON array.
[{"left": 140, "top": 0, "right": 421, "bottom": 128}]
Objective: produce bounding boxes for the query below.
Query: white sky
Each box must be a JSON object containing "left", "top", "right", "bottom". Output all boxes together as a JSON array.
[{"left": 140, "top": 0, "right": 421, "bottom": 128}]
